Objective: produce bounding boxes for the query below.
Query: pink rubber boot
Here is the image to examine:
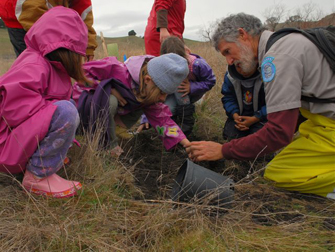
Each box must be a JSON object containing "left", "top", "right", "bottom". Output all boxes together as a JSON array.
[{"left": 22, "top": 170, "right": 82, "bottom": 198}]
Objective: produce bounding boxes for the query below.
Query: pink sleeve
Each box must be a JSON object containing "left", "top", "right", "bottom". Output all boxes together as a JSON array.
[
  {"left": 82, "top": 57, "right": 121, "bottom": 80},
  {"left": 143, "top": 103, "right": 186, "bottom": 150},
  {"left": 222, "top": 109, "right": 300, "bottom": 160}
]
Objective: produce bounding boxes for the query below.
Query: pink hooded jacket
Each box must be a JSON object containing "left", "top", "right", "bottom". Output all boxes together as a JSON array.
[{"left": 0, "top": 6, "right": 88, "bottom": 174}]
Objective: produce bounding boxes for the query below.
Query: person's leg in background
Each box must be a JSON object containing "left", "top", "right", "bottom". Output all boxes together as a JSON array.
[{"left": 7, "top": 28, "right": 27, "bottom": 57}]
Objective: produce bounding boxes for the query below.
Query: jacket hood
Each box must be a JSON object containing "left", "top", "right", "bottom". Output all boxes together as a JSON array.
[
  {"left": 228, "top": 64, "right": 260, "bottom": 81},
  {"left": 24, "top": 6, "right": 88, "bottom": 57},
  {"left": 124, "top": 55, "right": 154, "bottom": 85}
]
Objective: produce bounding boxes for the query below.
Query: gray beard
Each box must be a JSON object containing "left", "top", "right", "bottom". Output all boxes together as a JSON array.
[{"left": 235, "top": 42, "right": 257, "bottom": 74}]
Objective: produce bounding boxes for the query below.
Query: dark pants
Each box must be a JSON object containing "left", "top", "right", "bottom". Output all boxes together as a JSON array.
[
  {"left": 7, "top": 28, "right": 27, "bottom": 57},
  {"left": 223, "top": 118, "right": 265, "bottom": 141}
]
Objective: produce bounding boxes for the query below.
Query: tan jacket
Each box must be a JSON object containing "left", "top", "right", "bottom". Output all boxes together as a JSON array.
[{"left": 16, "top": 0, "right": 97, "bottom": 56}]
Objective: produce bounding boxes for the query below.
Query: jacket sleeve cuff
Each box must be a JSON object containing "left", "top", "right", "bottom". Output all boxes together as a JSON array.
[
  {"left": 254, "top": 111, "right": 262, "bottom": 119},
  {"left": 156, "top": 9, "right": 168, "bottom": 31},
  {"left": 222, "top": 143, "right": 233, "bottom": 160},
  {"left": 140, "top": 114, "right": 149, "bottom": 124}
]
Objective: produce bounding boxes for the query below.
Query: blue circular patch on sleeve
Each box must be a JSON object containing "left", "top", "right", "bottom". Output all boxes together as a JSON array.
[{"left": 261, "top": 56, "right": 276, "bottom": 82}]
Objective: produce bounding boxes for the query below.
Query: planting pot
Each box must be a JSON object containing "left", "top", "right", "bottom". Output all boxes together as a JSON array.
[{"left": 171, "top": 159, "right": 234, "bottom": 207}]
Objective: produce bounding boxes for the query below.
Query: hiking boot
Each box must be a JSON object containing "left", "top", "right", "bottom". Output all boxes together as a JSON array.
[{"left": 22, "top": 170, "right": 82, "bottom": 198}]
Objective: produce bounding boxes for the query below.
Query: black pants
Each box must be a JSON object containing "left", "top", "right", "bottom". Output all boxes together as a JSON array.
[
  {"left": 223, "top": 117, "right": 265, "bottom": 141},
  {"left": 8, "top": 28, "right": 27, "bottom": 57}
]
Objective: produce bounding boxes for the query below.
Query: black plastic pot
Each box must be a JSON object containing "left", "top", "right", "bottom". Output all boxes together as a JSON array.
[{"left": 171, "top": 159, "right": 234, "bottom": 207}]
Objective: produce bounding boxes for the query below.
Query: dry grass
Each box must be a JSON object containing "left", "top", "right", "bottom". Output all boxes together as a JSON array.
[{"left": 1, "top": 34, "right": 335, "bottom": 251}]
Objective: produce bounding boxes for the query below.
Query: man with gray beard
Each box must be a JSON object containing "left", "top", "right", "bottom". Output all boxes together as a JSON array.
[{"left": 185, "top": 13, "right": 335, "bottom": 199}]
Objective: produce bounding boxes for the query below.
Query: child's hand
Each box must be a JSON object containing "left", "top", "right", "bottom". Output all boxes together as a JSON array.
[
  {"left": 85, "top": 55, "right": 94, "bottom": 62},
  {"left": 136, "top": 123, "right": 150, "bottom": 133},
  {"left": 178, "top": 79, "right": 190, "bottom": 97},
  {"left": 235, "top": 116, "right": 260, "bottom": 131},
  {"left": 111, "top": 88, "right": 127, "bottom": 106},
  {"left": 233, "top": 113, "right": 241, "bottom": 121}
]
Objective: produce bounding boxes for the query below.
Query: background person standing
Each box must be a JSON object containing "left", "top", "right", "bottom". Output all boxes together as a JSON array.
[
  {"left": 0, "top": 0, "right": 97, "bottom": 60},
  {"left": 144, "top": 0, "right": 186, "bottom": 56}
]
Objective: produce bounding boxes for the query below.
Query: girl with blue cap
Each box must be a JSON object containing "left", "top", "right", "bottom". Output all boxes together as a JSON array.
[{"left": 73, "top": 53, "right": 190, "bottom": 156}]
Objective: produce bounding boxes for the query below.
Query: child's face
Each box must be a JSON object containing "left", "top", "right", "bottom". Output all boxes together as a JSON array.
[
  {"left": 158, "top": 92, "right": 168, "bottom": 103},
  {"left": 144, "top": 75, "right": 168, "bottom": 103}
]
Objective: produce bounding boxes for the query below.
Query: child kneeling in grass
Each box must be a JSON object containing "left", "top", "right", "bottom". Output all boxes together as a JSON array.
[
  {"left": 0, "top": 7, "right": 90, "bottom": 198},
  {"left": 73, "top": 53, "right": 190, "bottom": 156}
]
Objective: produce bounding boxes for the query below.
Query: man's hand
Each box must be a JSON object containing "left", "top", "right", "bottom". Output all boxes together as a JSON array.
[
  {"left": 184, "top": 141, "right": 224, "bottom": 161},
  {"left": 159, "top": 28, "right": 170, "bottom": 43},
  {"left": 111, "top": 88, "right": 127, "bottom": 106},
  {"left": 178, "top": 79, "right": 191, "bottom": 97}
]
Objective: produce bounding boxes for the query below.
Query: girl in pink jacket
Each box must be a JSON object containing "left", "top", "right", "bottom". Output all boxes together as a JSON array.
[
  {"left": 73, "top": 53, "right": 191, "bottom": 157},
  {"left": 0, "top": 7, "right": 89, "bottom": 198}
]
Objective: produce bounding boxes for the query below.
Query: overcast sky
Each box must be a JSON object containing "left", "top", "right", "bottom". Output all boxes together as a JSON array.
[{"left": 91, "top": 0, "right": 335, "bottom": 40}]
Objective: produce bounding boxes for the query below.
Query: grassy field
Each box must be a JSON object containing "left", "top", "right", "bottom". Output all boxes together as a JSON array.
[
  {"left": 0, "top": 28, "right": 334, "bottom": 252},
  {"left": 0, "top": 29, "right": 16, "bottom": 74}
]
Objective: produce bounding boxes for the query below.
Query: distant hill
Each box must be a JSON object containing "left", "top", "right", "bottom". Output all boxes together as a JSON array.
[
  {"left": 276, "top": 13, "right": 335, "bottom": 30},
  {"left": 95, "top": 34, "right": 204, "bottom": 59},
  {"left": 100, "top": 35, "right": 202, "bottom": 48},
  {"left": 0, "top": 29, "right": 204, "bottom": 61}
]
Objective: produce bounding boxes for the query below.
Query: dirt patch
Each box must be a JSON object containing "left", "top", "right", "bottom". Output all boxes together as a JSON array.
[
  {"left": 121, "top": 129, "right": 190, "bottom": 200},
  {"left": 121, "top": 129, "right": 264, "bottom": 202},
  {"left": 121, "top": 131, "right": 335, "bottom": 225}
]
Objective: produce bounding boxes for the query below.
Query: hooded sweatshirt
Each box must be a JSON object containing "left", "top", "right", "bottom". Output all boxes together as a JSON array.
[
  {"left": 221, "top": 65, "right": 267, "bottom": 121},
  {"left": 0, "top": 6, "right": 88, "bottom": 174}
]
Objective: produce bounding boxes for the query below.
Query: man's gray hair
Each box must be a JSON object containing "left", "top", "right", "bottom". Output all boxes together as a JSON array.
[{"left": 212, "top": 13, "right": 265, "bottom": 51}]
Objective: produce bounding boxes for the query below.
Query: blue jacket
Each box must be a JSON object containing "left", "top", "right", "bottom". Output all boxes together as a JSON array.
[{"left": 221, "top": 66, "right": 267, "bottom": 121}]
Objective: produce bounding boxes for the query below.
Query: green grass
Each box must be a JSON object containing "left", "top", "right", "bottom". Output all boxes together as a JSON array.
[{"left": 0, "top": 28, "right": 15, "bottom": 56}]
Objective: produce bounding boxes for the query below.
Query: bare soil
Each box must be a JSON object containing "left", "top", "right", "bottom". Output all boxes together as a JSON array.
[{"left": 120, "top": 128, "right": 334, "bottom": 227}]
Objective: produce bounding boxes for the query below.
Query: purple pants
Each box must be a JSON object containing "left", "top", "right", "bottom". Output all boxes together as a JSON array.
[{"left": 26, "top": 100, "right": 79, "bottom": 177}]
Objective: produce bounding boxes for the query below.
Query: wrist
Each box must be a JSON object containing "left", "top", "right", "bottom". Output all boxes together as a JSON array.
[
  {"left": 180, "top": 138, "right": 190, "bottom": 147},
  {"left": 160, "top": 27, "right": 168, "bottom": 33},
  {"left": 232, "top": 113, "right": 239, "bottom": 120},
  {"left": 252, "top": 116, "right": 260, "bottom": 123}
]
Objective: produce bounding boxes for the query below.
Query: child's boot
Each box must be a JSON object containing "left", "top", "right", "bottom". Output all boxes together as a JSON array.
[{"left": 22, "top": 170, "right": 82, "bottom": 198}]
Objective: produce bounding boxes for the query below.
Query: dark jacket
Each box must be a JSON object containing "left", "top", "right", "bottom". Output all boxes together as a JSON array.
[{"left": 221, "top": 65, "right": 267, "bottom": 121}]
